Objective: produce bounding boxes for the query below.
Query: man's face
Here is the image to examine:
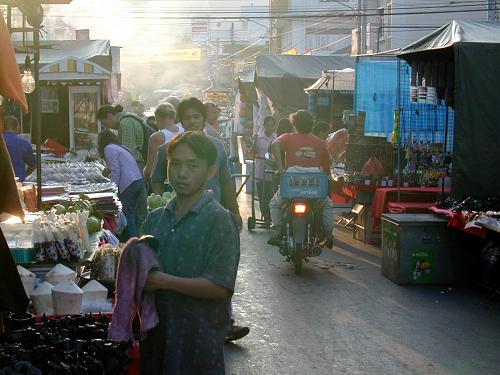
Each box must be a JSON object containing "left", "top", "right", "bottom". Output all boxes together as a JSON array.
[
  {"left": 100, "top": 114, "right": 118, "bottom": 129},
  {"left": 206, "top": 104, "right": 220, "bottom": 123},
  {"left": 181, "top": 108, "right": 205, "bottom": 132},
  {"left": 263, "top": 120, "right": 276, "bottom": 136},
  {"left": 317, "top": 131, "right": 328, "bottom": 141},
  {"left": 133, "top": 104, "right": 145, "bottom": 116},
  {"left": 168, "top": 143, "right": 215, "bottom": 197}
]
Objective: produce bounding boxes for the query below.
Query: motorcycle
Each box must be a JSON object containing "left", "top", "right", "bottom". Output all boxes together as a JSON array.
[{"left": 269, "top": 164, "right": 329, "bottom": 275}]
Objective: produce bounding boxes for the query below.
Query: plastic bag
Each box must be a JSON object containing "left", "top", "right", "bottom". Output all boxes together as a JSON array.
[
  {"left": 42, "top": 224, "right": 58, "bottom": 262},
  {"left": 361, "top": 157, "right": 385, "bottom": 178},
  {"left": 52, "top": 223, "right": 70, "bottom": 261},
  {"left": 32, "top": 219, "right": 46, "bottom": 262},
  {"left": 65, "top": 221, "right": 82, "bottom": 260},
  {"left": 75, "top": 210, "right": 91, "bottom": 254}
]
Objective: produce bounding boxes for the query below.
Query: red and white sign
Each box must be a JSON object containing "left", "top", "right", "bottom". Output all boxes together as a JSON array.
[{"left": 192, "top": 21, "right": 208, "bottom": 34}]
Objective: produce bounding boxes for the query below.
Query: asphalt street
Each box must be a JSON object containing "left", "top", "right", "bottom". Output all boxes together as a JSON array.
[{"left": 224, "top": 197, "right": 500, "bottom": 375}]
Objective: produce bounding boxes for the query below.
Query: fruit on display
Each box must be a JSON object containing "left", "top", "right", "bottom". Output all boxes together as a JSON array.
[
  {"left": 147, "top": 192, "right": 175, "bottom": 210},
  {"left": 86, "top": 216, "right": 102, "bottom": 234},
  {"left": 25, "top": 161, "right": 109, "bottom": 184},
  {"left": 52, "top": 204, "right": 66, "bottom": 215}
]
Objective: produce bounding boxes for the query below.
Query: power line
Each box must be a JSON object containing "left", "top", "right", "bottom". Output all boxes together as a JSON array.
[{"left": 45, "top": 1, "right": 495, "bottom": 18}]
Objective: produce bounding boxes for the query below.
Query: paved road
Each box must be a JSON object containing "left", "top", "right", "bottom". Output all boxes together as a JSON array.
[{"left": 225, "top": 199, "right": 500, "bottom": 375}]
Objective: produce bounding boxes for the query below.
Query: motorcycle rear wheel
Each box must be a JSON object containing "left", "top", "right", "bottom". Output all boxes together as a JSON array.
[{"left": 294, "top": 243, "right": 304, "bottom": 275}]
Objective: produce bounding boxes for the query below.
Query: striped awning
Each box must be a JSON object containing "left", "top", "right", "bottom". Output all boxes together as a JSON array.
[{"left": 39, "top": 56, "right": 112, "bottom": 81}]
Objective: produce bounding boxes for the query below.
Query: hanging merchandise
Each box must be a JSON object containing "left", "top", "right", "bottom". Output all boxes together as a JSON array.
[{"left": 391, "top": 108, "right": 400, "bottom": 145}]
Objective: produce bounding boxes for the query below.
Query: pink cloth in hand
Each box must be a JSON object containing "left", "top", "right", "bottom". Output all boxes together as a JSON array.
[{"left": 108, "top": 237, "right": 161, "bottom": 342}]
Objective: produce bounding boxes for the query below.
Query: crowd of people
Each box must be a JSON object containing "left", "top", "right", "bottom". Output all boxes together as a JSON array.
[{"left": 2, "top": 95, "right": 339, "bottom": 374}]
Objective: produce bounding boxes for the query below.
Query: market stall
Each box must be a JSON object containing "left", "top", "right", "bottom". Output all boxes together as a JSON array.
[
  {"left": 305, "top": 68, "right": 355, "bottom": 131},
  {"left": 397, "top": 20, "right": 500, "bottom": 199},
  {"left": 375, "top": 20, "right": 500, "bottom": 287},
  {"left": 254, "top": 54, "right": 354, "bottom": 115}
]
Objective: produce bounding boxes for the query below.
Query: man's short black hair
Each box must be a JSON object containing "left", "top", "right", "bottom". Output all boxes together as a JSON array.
[
  {"left": 3, "top": 115, "right": 19, "bottom": 131},
  {"left": 263, "top": 115, "right": 276, "bottom": 125},
  {"left": 277, "top": 118, "right": 293, "bottom": 136},
  {"left": 168, "top": 131, "right": 216, "bottom": 166},
  {"left": 291, "top": 110, "right": 314, "bottom": 134},
  {"left": 177, "top": 97, "right": 207, "bottom": 123},
  {"left": 97, "top": 129, "right": 120, "bottom": 159},
  {"left": 312, "top": 121, "right": 330, "bottom": 136}
]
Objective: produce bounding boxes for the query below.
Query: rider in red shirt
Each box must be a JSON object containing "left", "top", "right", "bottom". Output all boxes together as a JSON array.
[{"left": 269, "top": 110, "right": 334, "bottom": 248}]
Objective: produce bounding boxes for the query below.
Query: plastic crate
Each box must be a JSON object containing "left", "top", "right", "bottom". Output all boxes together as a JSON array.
[
  {"left": 10, "top": 248, "right": 34, "bottom": 264},
  {"left": 280, "top": 172, "right": 329, "bottom": 198}
]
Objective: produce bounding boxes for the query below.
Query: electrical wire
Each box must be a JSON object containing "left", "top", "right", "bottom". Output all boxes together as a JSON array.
[
  {"left": 45, "top": 1, "right": 496, "bottom": 19},
  {"left": 46, "top": 0, "right": 493, "bottom": 14}
]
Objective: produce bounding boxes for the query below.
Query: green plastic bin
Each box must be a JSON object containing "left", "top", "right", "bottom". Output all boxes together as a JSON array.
[{"left": 381, "top": 214, "right": 453, "bottom": 285}]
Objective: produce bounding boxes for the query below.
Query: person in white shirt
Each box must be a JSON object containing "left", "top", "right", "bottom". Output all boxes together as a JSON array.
[
  {"left": 254, "top": 116, "right": 276, "bottom": 224},
  {"left": 98, "top": 130, "right": 147, "bottom": 238},
  {"left": 143, "top": 103, "right": 184, "bottom": 180}
]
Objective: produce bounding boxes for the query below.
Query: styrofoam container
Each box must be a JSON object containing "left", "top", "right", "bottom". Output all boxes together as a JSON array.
[
  {"left": 81, "top": 280, "right": 108, "bottom": 305},
  {"left": 30, "top": 281, "right": 54, "bottom": 315},
  {"left": 17, "top": 265, "right": 36, "bottom": 297},
  {"left": 52, "top": 280, "right": 83, "bottom": 315},
  {"left": 45, "top": 263, "right": 76, "bottom": 286}
]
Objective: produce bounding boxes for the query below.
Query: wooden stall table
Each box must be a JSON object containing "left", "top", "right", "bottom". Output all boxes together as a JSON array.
[{"left": 336, "top": 183, "right": 378, "bottom": 243}]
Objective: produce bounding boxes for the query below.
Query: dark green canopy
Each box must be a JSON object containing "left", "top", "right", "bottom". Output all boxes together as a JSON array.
[{"left": 254, "top": 54, "right": 354, "bottom": 112}]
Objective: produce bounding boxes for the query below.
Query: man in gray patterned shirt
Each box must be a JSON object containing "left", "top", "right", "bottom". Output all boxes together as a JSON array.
[{"left": 142, "top": 132, "right": 240, "bottom": 374}]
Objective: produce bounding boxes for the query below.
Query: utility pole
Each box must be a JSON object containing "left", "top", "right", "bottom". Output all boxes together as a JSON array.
[
  {"left": 230, "top": 22, "right": 235, "bottom": 91},
  {"left": 358, "top": 0, "right": 367, "bottom": 55},
  {"left": 356, "top": 0, "right": 361, "bottom": 55}
]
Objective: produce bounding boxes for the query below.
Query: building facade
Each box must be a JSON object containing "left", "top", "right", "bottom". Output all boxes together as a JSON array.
[
  {"left": 191, "top": 5, "right": 271, "bottom": 88},
  {"left": 270, "top": 0, "right": 358, "bottom": 55},
  {"left": 270, "top": 0, "right": 499, "bottom": 55}
]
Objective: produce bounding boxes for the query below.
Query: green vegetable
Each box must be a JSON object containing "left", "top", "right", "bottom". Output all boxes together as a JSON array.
[
  {"left": 52, "top": 204, "right": 66, "bottom": 215},
  {"left": 87, "top": 216, "right": 102, "bottom": 234},
  {"left": 147, "top": 192, "right": 175, "bottom": 210}
]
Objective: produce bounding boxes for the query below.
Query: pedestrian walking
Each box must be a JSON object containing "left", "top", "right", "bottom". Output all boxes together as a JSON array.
[
  {"left": 150, "top": 97, "right": 249, "bottom": 342},
  {"left": 141, "top": 131, "right": 240, "bottom": 374},
  {"left": 143, "top": 103, "right": 183, "bottom": 180},
  {"left": 254, "top": 115, "right": 276, "bottom": 225}
]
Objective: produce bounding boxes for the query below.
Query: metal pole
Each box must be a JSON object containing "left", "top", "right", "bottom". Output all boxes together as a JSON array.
[
  {"left": 6, "top": 5, "right": 11, "bottom": 31},
  {"left": 396, "top": 59, "right": 401, "bottom": 202},
  {"left": 376, "top": 26, "right": 381, "bottom": 53},
  {"left": 33, "top": 27, "right": 42, "bottom": 209},
  {"left": 357, "top": 0, "right": 361, "bottom": 55},
  {"left": 441, "top": 105, "right": 449, "bottom": 198}
]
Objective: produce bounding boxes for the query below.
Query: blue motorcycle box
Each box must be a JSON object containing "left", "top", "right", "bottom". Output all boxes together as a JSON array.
[{"left": 280, "top": 172, "right": 329, "bottom": 199}]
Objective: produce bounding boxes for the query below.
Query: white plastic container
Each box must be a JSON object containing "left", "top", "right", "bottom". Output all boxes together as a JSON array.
[
  {"left": 30, "top": 281, "right": 54, "bottom": 315},
  {"left": 45, "top": 263, "right": 76, "bottom": 286},
  {"left": 81, "top": 280, "right": 108, "bottom": 305},
  {"left": 52, "top": 280, "right": 83, "bottom": 315},
  {"left": 17, "top": 265, "right": 36, "bottom": 297}
]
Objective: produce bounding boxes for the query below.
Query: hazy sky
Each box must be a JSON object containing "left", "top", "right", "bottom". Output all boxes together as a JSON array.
[{"left": 47, "top": 0, "right": 268, "bottom": 61}]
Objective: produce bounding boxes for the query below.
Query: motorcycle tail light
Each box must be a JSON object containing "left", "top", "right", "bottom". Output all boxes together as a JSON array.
[{"left": 292, "top": 203, "right": 308, "bottom": 215}]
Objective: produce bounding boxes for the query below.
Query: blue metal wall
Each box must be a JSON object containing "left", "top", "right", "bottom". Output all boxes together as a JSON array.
[{"left": 355, "top": 59, "right": 454, "bottom": 152}]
